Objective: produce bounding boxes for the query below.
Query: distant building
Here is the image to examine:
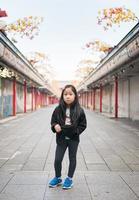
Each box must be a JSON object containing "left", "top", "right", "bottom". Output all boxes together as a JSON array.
[{"left": 51, "top": 79, "right": 80, "bottom": 98}]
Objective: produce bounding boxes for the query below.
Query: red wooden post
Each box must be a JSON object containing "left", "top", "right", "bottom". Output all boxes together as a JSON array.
[
  {"left": 40, "top": 93, "right": 42, "bottom": 106},
  {"left": 13, "top": 78, "right": 16, "bottom": 116},
  {"left": 42, "top": 93, "right": 44, "bottom": 106},
  {"left": 24, "top": 80, "right": 26, "bottom": 113},
  {"left": 86, "top": 92, "right": 88, "bottom": 108},
  {"left": 81, "top": 93, "right": 83, "bottom": 106},
  {"left": 32, "top": 86, "right": 34, "bottom": 111},
  {"left": 115, "top": 76, "right": 118, "bottom": 118},
  {"left": 93, "top": 89, "right": 96, "bottom": 110},
  {"left": 82, "top": 93, "right": 84, "bottom": 107},
  {"left": 46, "top": 94, "right": 48, "bottom": 106},
  {"left": 35, "top": 90, "right": 37, "bottom": 110},
  {"left": 85, "top": 92, "right": 87, "bottom": 108},
  {"left": 84, "top": 93, "right": 85, "bottom": 107},
  {"left": 91, "top": 90, "right": 93, "bottom": 109},
  {"left": 100, "top": 84, "right": 102, "bottom": 112}
]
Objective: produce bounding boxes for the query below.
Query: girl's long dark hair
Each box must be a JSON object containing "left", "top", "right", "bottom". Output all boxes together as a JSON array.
[{"left": 58, "top": 85, "right": 81, "bottom": 124}]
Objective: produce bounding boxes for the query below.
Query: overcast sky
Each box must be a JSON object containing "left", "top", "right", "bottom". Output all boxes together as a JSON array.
[{"left": 1, "top": 0, "right": 139, "bottom": 80}]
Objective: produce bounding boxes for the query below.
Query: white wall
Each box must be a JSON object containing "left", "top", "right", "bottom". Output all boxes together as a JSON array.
[
  {"left": 102, "top": 84, "right": 112, "bottom": 113},
  {"left": 116, "top": 76, "right": 139, "bottom": 120},
  {"left": 95, "top": 89, "right": 100, "bottom": 111},
  {"left": 26, "top": 88, "right": 32, "bottom": 111},
  {"left": 111, "top": 83, "right": 115, "bottom": 115},
  {"left": 118, "top": 79, "right": 129, "bottom": 118},
  {"left": 16, "top": 83, "right": 24, "bottom": 113},
  {"left": 130, "top": 76, "right": 139, "bottom": 120}
]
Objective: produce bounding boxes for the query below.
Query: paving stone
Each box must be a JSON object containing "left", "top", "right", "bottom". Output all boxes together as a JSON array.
[
  {"left": 86, "top": 163, "right": 110, "bottom": 171},
  {"left": 9, "top": 174, "right": 48, "bottom": 185},
  {"left": 129, "top": 164, "right": 139, "bottom": 171},
  {"left": 22, "top": 159, "right": 45, "bottom": 171},
  {"left": 0, "top": 107, "right": 139, "bottom": 200},
  {"left": 0, "top": 164, "right": 23, "bottom": 171},
  {"left": 1, "top": 185, "right": 46, "bottom": 200},
  {"left": 85, "top": 174, "right": 138, "bottom": 200},
  {"left": 45, "top": 183, "right": 91, "bottom": 198},
  {"left": 120, "top": 173, "right": 139, "bottom": 197},
  {"left": 0, "top": 173, "right": 14, "bottom": 192}
]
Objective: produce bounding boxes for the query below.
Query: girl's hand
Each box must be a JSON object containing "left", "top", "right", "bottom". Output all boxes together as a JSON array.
[{"left": 54, "top": 124, "right": 62, "bottom": 133}]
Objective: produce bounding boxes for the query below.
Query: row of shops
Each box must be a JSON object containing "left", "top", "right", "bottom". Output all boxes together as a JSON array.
[
  {"left": 1, "top": 23, "right": 139, "bottom": 121},
  {"left": 0, "top": 31, "right": 57, "bottom": 119},
  {"left": 78, "top": 23, "right": 139, "bottom": 121}
]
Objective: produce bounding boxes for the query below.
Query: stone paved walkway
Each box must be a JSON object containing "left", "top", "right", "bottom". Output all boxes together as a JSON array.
[{"left": 0, "top": 106, "right": 139, "bottom": 200}]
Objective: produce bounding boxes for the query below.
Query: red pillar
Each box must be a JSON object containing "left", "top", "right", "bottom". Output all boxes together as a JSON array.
[
  {"left": 32, "top": 86, "right": 34, "bottom": 111},
  {"left": 35, "top": 89, "right": 37, "bottom": 110},
  {"left": 81, "top": 93, "right": 83, "bottom": 106},
  {"left": 86, "top": 92, "right": 88, "bottom": 108},
  {"left": 45, "top": 94, "right": 48, "bottom": 106},
  {"left": 115, "top": 76, "right": 118, "bottom": 118},
  {"left": 39, "top": 92, "right": 41, "bottom": 107},
  {"left": 91, "top": 90, "right": 93, "bottom": 109},
  {"left": 93, "top": 89, "right": 95, "bottom": 110},
  {"left": 100, "top": 84, "right": 102, "bottom": 112},
  {"left": 13, "top": 78, "right": 16, "bottom": 116},
  {"left": 86, "top": 92, "right": 87, "bottom": 108},
  {"left": 40, "top": 93, "right": 43, "bottom": 107},
  {"left": 24, "top": 80, "right": 26, "bottom": 113},
  {"left": 48, "top": 96, "right": 50, "bottom": 105},
  {"left": 42, "top": 93, "right": 44, "bottom": 106},
  {"left": 47, "top": 94, "right": 49, "bottom": 106},
  {"left": 84, "top": 92, "right": 86, "bottom": 107}
]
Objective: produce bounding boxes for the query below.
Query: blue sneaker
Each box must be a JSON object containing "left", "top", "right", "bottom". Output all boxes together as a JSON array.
[
  {"left": 49, "top": 177, "right": 62, "bottom": 188},
  {"left": 62, "top": 177, "right": 73, "bottom": 189}
]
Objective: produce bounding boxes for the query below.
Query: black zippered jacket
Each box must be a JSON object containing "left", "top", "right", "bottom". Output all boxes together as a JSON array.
[{"left": 51, "top": 106, "right": 87, "bottom": 143}]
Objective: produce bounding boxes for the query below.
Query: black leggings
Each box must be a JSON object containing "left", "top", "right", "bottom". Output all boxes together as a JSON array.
[{"left": 54, "top": 139, "right": 79, "bottom": 178}]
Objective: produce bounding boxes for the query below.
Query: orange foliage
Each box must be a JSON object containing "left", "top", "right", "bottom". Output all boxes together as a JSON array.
[
  {"left": 27, "top": 52, "right": 48, "bottom": 65},
  {"left": 97, "top": 7, "right": 137, "bottom": 30},
  {"left": 85, "top": 40, "right": 112, "bottom": 53},
  {"left": 76, "top": 59, "right": 95, "bottom": 79},
  {"left": 5, "top": 16, "right": 43, "bottom": 39}
]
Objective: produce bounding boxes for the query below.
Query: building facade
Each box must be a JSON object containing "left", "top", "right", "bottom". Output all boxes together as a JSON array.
[
  {"left": 0, "top": 31, "right": 57, "bottom": 119},
  {"left": 78, "top": 23, "right": 139, "bottom": 121}
]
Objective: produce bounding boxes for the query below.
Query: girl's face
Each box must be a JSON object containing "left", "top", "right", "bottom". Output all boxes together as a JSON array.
[{"left": 63, "top": 87, "right": 75, "bottom": 105}]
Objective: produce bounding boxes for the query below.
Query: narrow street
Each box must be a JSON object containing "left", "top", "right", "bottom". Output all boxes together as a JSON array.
[{"left": 0, "top": 106, "right": 139, "bottom": 200}]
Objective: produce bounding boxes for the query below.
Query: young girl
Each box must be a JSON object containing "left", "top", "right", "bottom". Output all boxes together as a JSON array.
[{"left": 49, "top": 84, "right": 87, "bottom": 189}]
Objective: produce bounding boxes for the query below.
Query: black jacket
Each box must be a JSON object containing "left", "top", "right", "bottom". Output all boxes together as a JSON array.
[{"left": 51, "top": 106, "right": 87, "bottom": 143}]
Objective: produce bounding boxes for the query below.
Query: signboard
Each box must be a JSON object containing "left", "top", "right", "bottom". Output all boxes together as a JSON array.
[
  {"left": 1, "top": 47, "right": 44, "bottom": 85},
  {"left": 85, "top": 36, "right": 139, "bottom": 87}
]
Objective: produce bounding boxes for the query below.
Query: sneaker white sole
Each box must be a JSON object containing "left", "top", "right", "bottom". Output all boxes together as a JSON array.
[
  {"left": 49, "top": 183, "right": 62, "bottom": 188},
  {"left": 62, "top": 183, "right": 73, "bottom": 189}
]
